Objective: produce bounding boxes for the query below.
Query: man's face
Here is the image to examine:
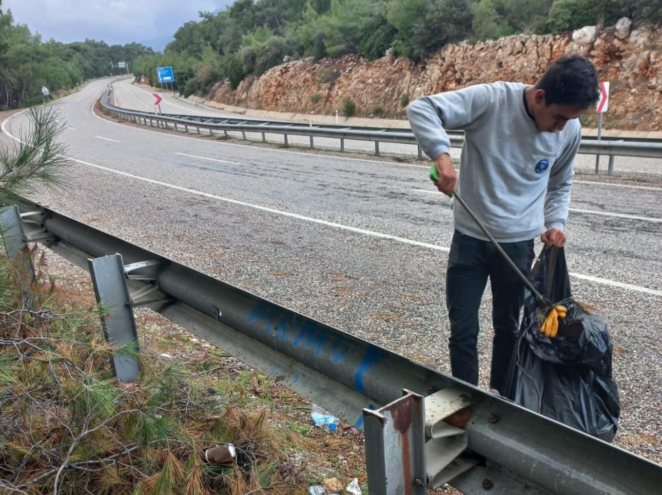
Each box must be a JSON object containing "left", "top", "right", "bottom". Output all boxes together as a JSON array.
[{"left": 532, "top": 90, "right": 585, "bottom": 133}]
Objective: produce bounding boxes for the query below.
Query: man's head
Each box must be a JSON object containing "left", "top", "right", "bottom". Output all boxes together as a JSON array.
[{"left": 530, "top": 55, "right": 599, "bottom": 133}]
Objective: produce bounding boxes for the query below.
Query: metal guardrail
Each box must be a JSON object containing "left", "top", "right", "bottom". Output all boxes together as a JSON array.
[
  {"left": 3, "top": 200, "right": 661, "bottom": 495},
  {"left": 102, "top": 85, "right": 662, "bottom": 175}
]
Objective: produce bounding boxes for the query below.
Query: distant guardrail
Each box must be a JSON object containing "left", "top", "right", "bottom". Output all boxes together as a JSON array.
[{"left": 102, "top": 85, "right": 662, "bottom": 175}]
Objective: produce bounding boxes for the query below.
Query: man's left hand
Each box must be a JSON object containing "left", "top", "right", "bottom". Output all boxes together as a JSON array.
[{"left": 541, "top": 228, "right": 566, "bottom": 248}]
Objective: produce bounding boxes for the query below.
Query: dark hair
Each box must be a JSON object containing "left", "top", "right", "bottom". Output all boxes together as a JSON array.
[{"left": 536, "top": 55, "right": 599, "bottom": 109}]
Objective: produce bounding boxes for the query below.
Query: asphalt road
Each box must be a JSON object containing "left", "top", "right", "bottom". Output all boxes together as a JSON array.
[
  {"left": 2, "top": 79, "right": 662, "bottom": 464},
  {"left": 113, "top": 77, "right": 662, "bottom": 177}
]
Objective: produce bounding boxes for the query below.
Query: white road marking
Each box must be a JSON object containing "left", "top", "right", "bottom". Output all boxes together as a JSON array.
[
  {"left": 120, "top": 83, "right": 152, "bottom": 110},
  {"left": 66, "top": 127, "right": 76, "bottom": 131},
  {"left": 175, "top": 152, "right": 241, "bottom": 165},
  {"left": 412, "top": 189, "right": 662, "bottom": 223},
  {"left": 4, "top": 108, "right": 662, "bottom": 297},
  {"left": 95, "top": 136, "right": 120, "bottom": 143},
  {"left": 569, "top": 208, "right": 662, "bottom": 223},
  {"left": 569, "top": 273, "right": 662, "bottom": 297},
  {"left": 69, "top": 157, "right": 451, "bottom": 253},
  {"left": 574, "top": 180, "right": 662, "bottom": 192}
]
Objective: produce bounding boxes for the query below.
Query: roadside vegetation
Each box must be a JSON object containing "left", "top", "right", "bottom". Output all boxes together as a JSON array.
[
  {"left": 0, "top": 4, "right": 152, "bottom": 109},
  {"left": 132, "top": 0, "right": 661, "bottom": 96}
]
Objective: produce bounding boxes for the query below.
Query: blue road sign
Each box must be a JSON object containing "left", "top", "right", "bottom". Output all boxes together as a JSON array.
[{"left": 156, "top": 66, "right": 175, "bottom": 83}]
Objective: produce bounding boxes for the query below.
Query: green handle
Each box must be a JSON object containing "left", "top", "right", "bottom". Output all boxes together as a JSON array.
[
  {"left": 429, "top": 165, "right": 439, "bottom": 182},
  {"left": 429, "top": 165, "right": 453, "bottom": 198}
]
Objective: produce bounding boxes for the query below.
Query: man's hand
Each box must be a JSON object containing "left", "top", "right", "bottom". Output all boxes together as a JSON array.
[
  {"left": 433, "top": 153, "right": 457, "bottom": 195},
  {"left": 541, "top": 228, "right": 566, "bottom": 248}
]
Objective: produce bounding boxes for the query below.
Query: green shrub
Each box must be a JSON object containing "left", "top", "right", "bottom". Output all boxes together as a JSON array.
[
  {"left": 183, "top": 78, "right": 199, "bottom": 97},
  {"left": 371, "top": 104, "right": 385, "bottom": 116},
  {"left": 224, "top": 55, "right": 245, "bottom": 90},
  {"left": 311, "top": 93, "right": 323, "bottom": 104},
  {"left": 400, "top": 94, "right": 410, "bottom": 108},
  {"left": 317, "top": 68, "right": 333, "bottom": 83},
  {"left": 342, "top": 97, "right": 357, "bottom": 117}
]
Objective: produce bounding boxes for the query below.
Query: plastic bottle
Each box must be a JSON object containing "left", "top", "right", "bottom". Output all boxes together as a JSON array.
[{"left": 311, "top": 404, "right": 339, "bottom": 431}]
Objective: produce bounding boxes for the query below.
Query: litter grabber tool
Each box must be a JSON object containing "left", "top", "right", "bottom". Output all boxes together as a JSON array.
[{"left": 429, "top": 165, "right": 564, "bottom": 330}]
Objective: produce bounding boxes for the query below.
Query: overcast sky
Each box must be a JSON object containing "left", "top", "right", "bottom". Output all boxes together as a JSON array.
[{"left": 5, "top": 0, "right": 235, "bottom": 50}]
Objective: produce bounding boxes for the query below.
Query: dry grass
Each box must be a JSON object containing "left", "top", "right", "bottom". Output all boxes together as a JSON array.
[{"left": 0, "top": 248, "right": 368, "bottom": 494}]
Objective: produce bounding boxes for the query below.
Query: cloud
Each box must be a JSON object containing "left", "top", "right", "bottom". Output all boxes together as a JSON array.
[{"left": 4, "top": 0, "right": 234, "bottom": 50}]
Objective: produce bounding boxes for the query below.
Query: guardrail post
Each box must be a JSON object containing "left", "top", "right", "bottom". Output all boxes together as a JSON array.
[
  {"left": 418, "top": 145, "right": 423, "bottom": 160},
  {"left": 375, "top": 141, "right": 380, "bottom": 156},
  {"left": 88, "top": 254, "right": 141, "bottom": 383},
  {"left": 149, "top": 118, "right": 154, "bottom": 127},
  {"left": 310, "top": 136, "right": 314, "bottom": 149},
  {"left": 209, "top": 128, "right": 213, "bottom": 136},
  {"left": 174, "top": 123, "right": 178, "bottom": 132},
  {"left": 340, "top": 138, "right": 345, "bottom": 152},
  {"left": 242, "top": 131, "right": 247, "bottom": 140},
  {"left": 608, "top": 155, "right": 615, "bottom": 175},
  {"left": 0, "top": 206, "right": 35, "bottom": 299},
  {"left": 197, "top": 125, "right": 201, "bottom": 134},
  {"left": 224, "top": 130, "right": 228, "bottom": 138},
  {"left": 185, "top": 124, "right": 189, "bottom": 133},
  {"left": 363, "top": 390, "right": 427, "bottom": 495},
  {"left": 284, "top": 134, "right": 289, "bottom": 147},
  {"left": 262, "top": 132, "right": 266, "bottom": 142}
]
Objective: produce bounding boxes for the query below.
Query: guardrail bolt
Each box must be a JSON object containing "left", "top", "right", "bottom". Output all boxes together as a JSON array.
[
  {"left": 414, "top": 478, "right": 423, "bottom": 487},
  {"left": 482, "top": 478, "right": 494, "bottom": 491},
  {"left": 488, "top": 413, "right": 499, "bottom": 425}
]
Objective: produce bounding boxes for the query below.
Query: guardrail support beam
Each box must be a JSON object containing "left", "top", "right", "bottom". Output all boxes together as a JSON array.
[
  {"left": 364, "top": 390, "right": 427, "bottom": 495},
  {"left": 87, "top": 253, "right": 141, "bottom": 383}
]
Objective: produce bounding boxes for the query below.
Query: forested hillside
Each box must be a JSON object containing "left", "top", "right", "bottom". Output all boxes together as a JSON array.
[
  {"left": 132, "top": 0, "right": 661, "bottom": 96},
  {"left": 0, "top": 6, "right": 152, "bottom": 109}
]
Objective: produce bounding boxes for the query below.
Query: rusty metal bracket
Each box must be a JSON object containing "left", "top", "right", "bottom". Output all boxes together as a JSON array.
[{"left": 363, "top": 389, "right": 427, "bottom": 495}]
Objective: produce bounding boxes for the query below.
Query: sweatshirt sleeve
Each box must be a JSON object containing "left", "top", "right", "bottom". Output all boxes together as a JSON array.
[
  {"left": 406, "top": 84, "right": 493, "bottom": 161},
  {"left": 544, "top": 124, "right": 581, "bottom": 231}
]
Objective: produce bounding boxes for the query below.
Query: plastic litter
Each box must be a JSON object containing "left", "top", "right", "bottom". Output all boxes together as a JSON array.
[
  {"left": 311, "top": 404, "right": 339, "bottom": 431},
  {"left": 346, "top": 478, "right": 362, "bottom": 495},
  {"left": 308, "top": 485, "right": 325, "bottom": 495},
  {"left": 203, "top": 443, "right": 236, "bottom": 467},
  {"left": 503, "top": 247, "right": 620, "bottom": 443}
]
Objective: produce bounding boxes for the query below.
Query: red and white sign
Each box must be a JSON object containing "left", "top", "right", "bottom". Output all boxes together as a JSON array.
[
  {"left": 152, "top": 93, "right": 162, "bottom": 106},
  {"left": 597, "top": 82, "right": 609, "bottom": 113}
]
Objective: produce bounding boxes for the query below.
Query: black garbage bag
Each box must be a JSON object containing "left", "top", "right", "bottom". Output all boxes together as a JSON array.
[{"left": 503, "top": 247, "right": 620, "bottom": 443}]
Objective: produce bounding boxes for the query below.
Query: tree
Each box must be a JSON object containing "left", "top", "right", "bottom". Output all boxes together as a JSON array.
[
  {"left": 404, "top": 0, "right": 474, "bottom": 61},
  {"left": 0, "top": 109, "right": 68, "bottom": 203},
  {"left": 473, "top": 0, "right": 502, "bottom": 40},
  {"left": 224, "top": 54, "right": 246, "bottom": 89}
]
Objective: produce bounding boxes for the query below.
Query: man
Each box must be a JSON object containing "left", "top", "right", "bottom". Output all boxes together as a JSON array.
[{"left": 407, "top": 55, "right": 599, "bottom": 392}]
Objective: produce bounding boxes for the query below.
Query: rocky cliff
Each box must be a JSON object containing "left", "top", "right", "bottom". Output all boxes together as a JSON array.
[{"left": 208, "top": 19, "right": 662, "bottom": 131}]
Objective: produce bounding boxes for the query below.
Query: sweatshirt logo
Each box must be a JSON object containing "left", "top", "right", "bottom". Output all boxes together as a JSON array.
[{"left": 535, "top": 159, "right": 550, "bottom": 174}]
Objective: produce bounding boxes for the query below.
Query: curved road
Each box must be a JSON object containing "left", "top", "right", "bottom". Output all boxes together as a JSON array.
[
  {"left": 2, "top": 79, "right": 662, "bottom": 463},
  {"left": 113, "top": 77, "right": 662, "bottom": 177}
]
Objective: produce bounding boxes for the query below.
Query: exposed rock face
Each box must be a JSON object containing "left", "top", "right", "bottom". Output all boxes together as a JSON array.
[{"left": 208, "top": 20, "right": 662, "bottom": 131}]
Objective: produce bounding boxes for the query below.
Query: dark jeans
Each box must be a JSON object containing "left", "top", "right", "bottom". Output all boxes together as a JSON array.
[{"left": 446, "top": 230, "right": 535, "bottom": 392}]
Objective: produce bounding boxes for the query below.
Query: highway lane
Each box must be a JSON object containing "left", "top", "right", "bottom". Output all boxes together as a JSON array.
[
  {"left": 2, "top": 79, "right": 661, "bottom": 462},
  {"left": 113, "top": 78, "right": 662, "bottom": 177}
]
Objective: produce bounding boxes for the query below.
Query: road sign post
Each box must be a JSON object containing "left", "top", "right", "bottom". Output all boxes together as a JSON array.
[
  {"left": 153, "top": 93, "right": 162, "bottom": 114},
  {"left": 595, "top": 81, "right": 610, "bottom": 174}
]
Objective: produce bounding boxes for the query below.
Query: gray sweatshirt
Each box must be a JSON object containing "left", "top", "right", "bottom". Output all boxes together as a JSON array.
[{"left": 407, "top": 82, "right": 580, "bottom": 242}]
